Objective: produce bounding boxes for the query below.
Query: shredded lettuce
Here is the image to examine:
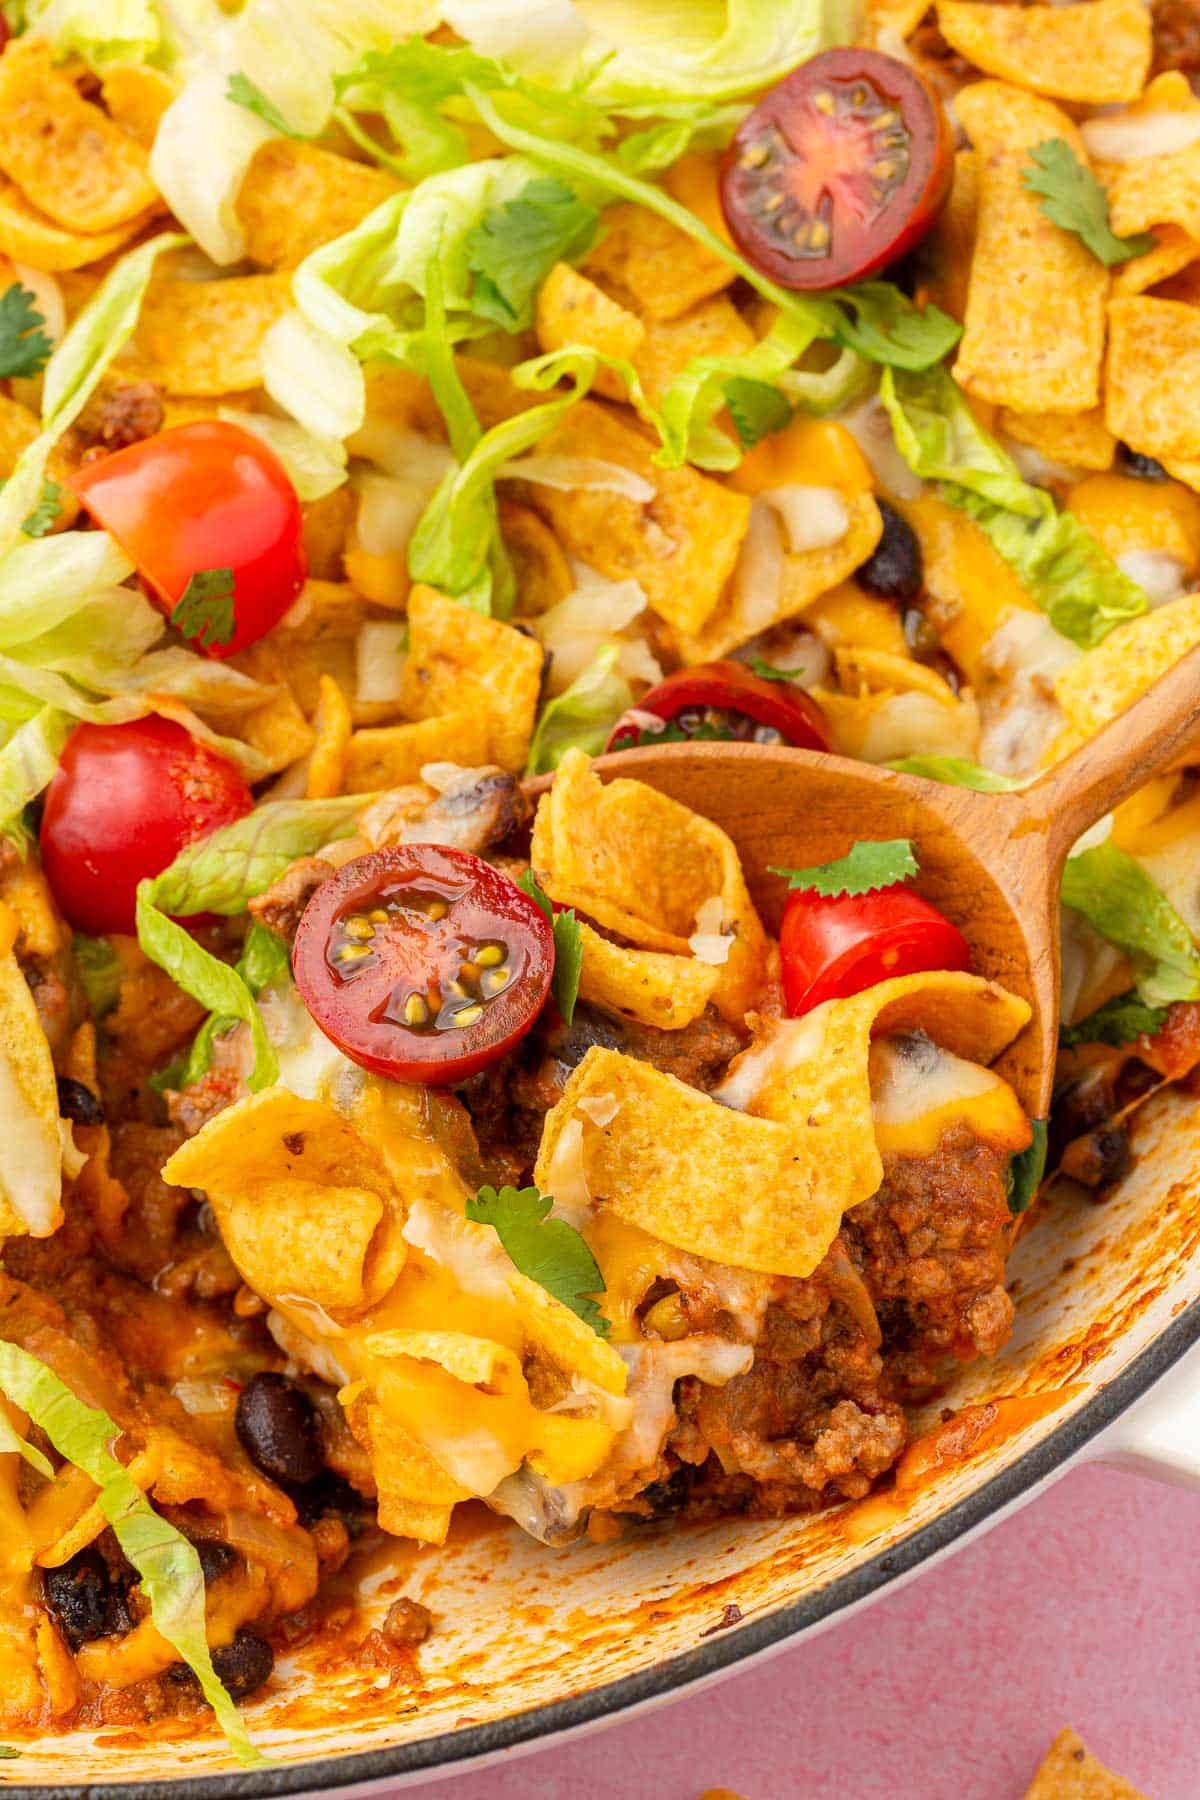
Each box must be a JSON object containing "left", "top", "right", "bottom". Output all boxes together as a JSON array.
[
  {"left": 142, "top": 796, "right": 365, "bottom": 916},
  {"left": 466, "top": 83, "right": 960, "bottom": 374},
  {"left": 72, "top": 933, "right": 122, "bottom": 1020},
  {"left": 22, "top": 0, "right": 163, "bottom": 65},
  {"left": 155, "top": 920, "right": 290, "bottom": 1093},
  {"left": 886, "top": 754, "right": 1023, "bottom": 793},
  {"left": 135, "top": 796, "right": 365, "bottom": 1089},
  {"left": 0, "top": 1404, "right": 53, "bottom": 1478},
  {"left": 147, "top": 0, "right": 439, "bottom": 264},
  {"left": 1061, "top": 842, "right": 1200, "bottom": 1008},
  {"left": 0, "top": 707, "right": 69, "bottom": 841},
  {"left": 216, "top": 408, "right": 347, "bottom": 502},
  {"left": 879, "top": 365, "right": 1147, "bottom": 649},
  {"left": 0, "top": 1339, "right": 260, "bottom": 1766},
  {"left": 409, "top": 346, "right": 604, "bottom": 614},
  {"left": 443, "top": 0, "right": 844, "bottom": 106},
  {"left": 525, "top": 643, "right": 632, "bottom": 773}
]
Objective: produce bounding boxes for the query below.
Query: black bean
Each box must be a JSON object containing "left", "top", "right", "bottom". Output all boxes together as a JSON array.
[
  {"left": 1117, "top": 444, "right": 1168, "bottom": 481},
  {"left": 855, "top": 499, "right": 923, "bottom": 601},
  {"left": 292, "top": 1470, "right": 373, "bottom": 1534},
  {"left": 171, "top": 1630, "right": 274, "bottom": 1702},
  {"left": 1049, "top": 1069, "right": 1113, "bottom": 1163},
  {"left": 1060, "top": 1124, "right": 1132, "bottom": 1190},
  {"left": 1114, "top": 1056, "right": 1159, "bottom": 1111},
  {"left": 42, "top": 1548, "right": 132, "bottom": 1649},
  {"left": 235, "top": 1373, "right": 324, "bottom": 1487},
  {"left": 636, "top": 1466, "right": 692, "bottom": 1520},
  {"left": 55, "top": 1075, "right": 104, "bottom": 1128},
  {"left": 192, "top": 1539, "right": 239, "bottom": 1585}
]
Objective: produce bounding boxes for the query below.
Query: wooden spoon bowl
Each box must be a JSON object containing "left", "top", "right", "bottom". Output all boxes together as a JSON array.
[{"left": 544, "top": 642, "right": 1200, "bottom": 1122}]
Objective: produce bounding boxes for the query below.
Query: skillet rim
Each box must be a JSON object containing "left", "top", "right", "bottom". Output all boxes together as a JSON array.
[{"left": 14, "top": 1291, "right": 1200, "bottom": 1800}]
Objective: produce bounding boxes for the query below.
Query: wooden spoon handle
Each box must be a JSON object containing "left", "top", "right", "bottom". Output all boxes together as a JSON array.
[{"left": 1020, "top": 639, "right": 1200, "bottom": 868}]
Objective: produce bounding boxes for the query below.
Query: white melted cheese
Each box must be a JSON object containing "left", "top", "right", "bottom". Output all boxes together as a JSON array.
[
  {"left": 978, "top": 607, "right": 1078, "bottom": 778},
  {"left": 713, "top": 1009, "right": 830, "bottom": 1112}
]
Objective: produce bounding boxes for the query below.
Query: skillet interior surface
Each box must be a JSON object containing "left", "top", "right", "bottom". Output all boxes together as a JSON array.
[{"left": 8, "top": 1081, "right": 1200, "bottom": 1799}]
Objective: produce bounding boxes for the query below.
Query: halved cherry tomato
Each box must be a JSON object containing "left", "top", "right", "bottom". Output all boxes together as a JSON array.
[
  {"left": 606, "top": 661, "right": 831, "bottom": 753},
  {"left": 293, "top": 846, "right": 555, "bottom": 1085},
  {"left": 780, "top": 883, "right": 971, "bottom": 1017},
  {"left": 720, "top": 48, "right": 953, "bottom": 291},
  {"left": 71, "top": 420, "right": 306, "bottom": 660},
  {"left": 40, "top": 718, "right": 253, "bottom": 936}
]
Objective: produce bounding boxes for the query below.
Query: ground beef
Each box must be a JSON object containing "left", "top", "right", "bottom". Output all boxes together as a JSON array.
[
  {"left": 103, "top": 1122, "right": 239, "bottom": 1295},
  {"left": 460, "top": 999, "right": 748, "bottom": 1177},
  {"left": 381, "top": 1597, "right": 432, "bottom": 1646},
  {"left": 91, "top": 381, "right": 165, "bottom": 451},
  {"left": 1152, "top": 0, "right": 1200, "bottom": 88},
  {"left": 842, "top": 1124, "right": 1015, "bottom": 1399},
  {"left": 673, "top": 1252, "right": 905, "bottom": 1515},
  {"left": 246, "top": 857, "right": 333, "bottom": 942}
]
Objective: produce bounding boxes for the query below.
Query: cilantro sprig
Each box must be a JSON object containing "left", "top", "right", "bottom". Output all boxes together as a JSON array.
[
  {"left": 465, "top": 177, "right": 599, "bottom": 331},
  {"left": 0, "top": 282, "right": 53, "bottom": 379},
  {"left": 1022, "top": 140, "right": 1155, "bottom": 269},
  {"left": 170, "top": 567, "right": 236, "bottom": 651},
  {"left": 466, "top": 1183, "right": 609, "bottom": 1336},
  {"left": 770, "top": 838, "right": 919, "bottom": 900},
  {"left": 1059, "top": 989, "right": 1169, "bottom": 1050},
  {"left": 517, "top": 869, "right": 582, "bottom": 1025}
]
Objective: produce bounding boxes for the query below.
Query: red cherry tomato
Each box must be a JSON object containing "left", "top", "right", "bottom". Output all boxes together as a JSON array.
[
  {"left": 780, "top": 884, "right": 971, "bottom": 1017},
  {"left": 71, "top": 421, "right": 307, "bottom": 660},
  {"left": 720, "top": 48, "right": 953, "bottom": 291},
  {"left": 606, "top": 661, "right": 831, "bottom": 753},
  {"left": 40, "top": 718, "right": 253, "bottom": 936},
  {"left": 292, "top": 846, "right": 555, "bottom": 1085}
]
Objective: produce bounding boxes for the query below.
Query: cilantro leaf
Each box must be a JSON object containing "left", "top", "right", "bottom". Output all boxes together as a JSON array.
[
  {"left": 465, "top": 178, "right": 600, "bottom": 331},
  {"left": 467, "top": 1184, "right": 608, "bottom": 1335},
  {"left": 21, "top": 480, "right": 60, "bottom": 539},
  {"left": 0, "top": 281, "right": 52, "bottom": 379},
  {"left": 746, "top": 656, "right": 803, "bottom": 684},
  {"left": 724, "top": 376, "right": 791, "bottom": 450},
  {"left": 225, "top": 72, "right": 311, "bottom": 140},
  {"left": 517, "top": 868, "right": 582, "bottom": 1026},
  {"left": 770, "top": 839, "right": 919, "bottom": 899},
  {"left": 170, "top": 568, "right": 236, "bottom": 651},
  {"left": 1007, "top": 1119, "right": 1048, "bottom": 1216},
  {"left": 1022, "top": 140, "right": 1155, "bottom": 268},
  {"left": 1059, "top": 989, "right": 1170, "bottom": 1049}
]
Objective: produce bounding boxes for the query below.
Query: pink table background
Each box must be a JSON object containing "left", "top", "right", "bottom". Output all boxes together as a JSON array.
[{"left": 405, "top": 1463, "right": 1198, "bottom": 1799}]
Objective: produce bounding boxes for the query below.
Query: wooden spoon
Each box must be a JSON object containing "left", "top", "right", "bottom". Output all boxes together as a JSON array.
[{"left": 560, "top": 643, "right": 1200, "bottom": 1122}]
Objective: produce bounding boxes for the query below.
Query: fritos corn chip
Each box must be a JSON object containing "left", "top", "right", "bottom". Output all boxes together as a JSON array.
[
  {"left": 937, "top": 0, "right": 1150, "bottom": 104},
  {"left": 1055, "top": 593, "right": 1200, "bottom": 740},
  {"left": 522, "top": 399, "right": 751, "bottom": 638},
  {"left": 954, "top": 82, "right": 1108, "bottom": 414},
  {"left": 121, "top": 271, "right": 293, "bottom": 395},
  {"left": 343, "top": 712, "right": 491, "bottom": 792},
  {"left": 576, "top": 921, "right": 721, "bottom": 1030},
  {"left": 582, "top": 201, "right": 735, "bottom": 321},
  {"left": 1105, "top": 296, "right": 1200, "bottom": 487},
  {"left": 530, "top": 749, "right": 767, "bottom": 1020},
  {"left": 0, "top": 938, "right": 66, "bottom": 1241},
  {"left": 0, "top": 37, "right": 157, "bottom": 230},
  {"left": 399, "top": 583, "right": 545, "bottom": 773},
  {"left": 162, "top": 1089, "right": 409, "bottom": 1314},
  {"left": 237, "top": 140, "right": 400, "bottom": 271}
]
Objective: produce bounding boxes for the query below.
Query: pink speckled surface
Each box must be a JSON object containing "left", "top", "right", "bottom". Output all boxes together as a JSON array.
[{"left": 411, "top": 1464, "right": 1197, "bottom": 1799}]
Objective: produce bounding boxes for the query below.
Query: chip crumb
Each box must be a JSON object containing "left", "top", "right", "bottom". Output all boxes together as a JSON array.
[{"left": 1023, "top": 1726, "right": 1149, "bottom": 1798}]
